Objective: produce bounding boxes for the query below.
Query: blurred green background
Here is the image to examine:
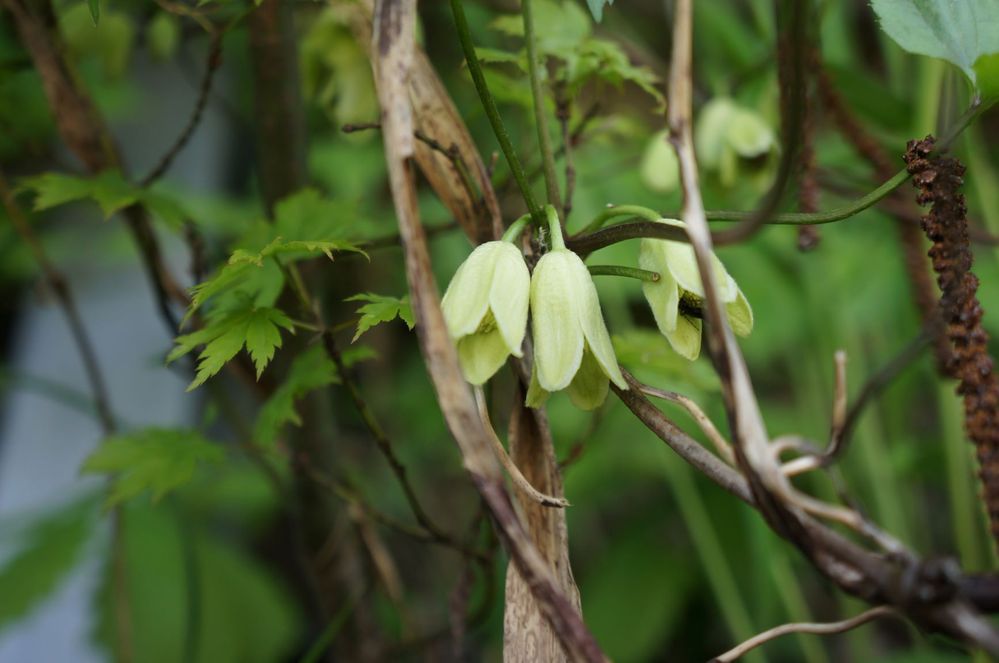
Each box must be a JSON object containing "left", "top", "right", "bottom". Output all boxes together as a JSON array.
[{"left": 0, "top": 0, "right": 997, "bottom": 661}]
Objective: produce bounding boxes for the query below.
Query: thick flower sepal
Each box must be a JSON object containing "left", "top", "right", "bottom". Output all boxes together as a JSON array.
[
  {"left": 441, "top": 240, "right": 530, "bottom": 385},
  {"left": 639, "top": 218, "right": 753, "bottom": 360},
  {"left": 527, "top": 206, "right": 628, "bottom": 411}
]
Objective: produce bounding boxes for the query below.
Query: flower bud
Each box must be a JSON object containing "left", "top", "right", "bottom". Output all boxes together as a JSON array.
[{"left": 441, "top": 241, "right": 530, "bottom": 384}]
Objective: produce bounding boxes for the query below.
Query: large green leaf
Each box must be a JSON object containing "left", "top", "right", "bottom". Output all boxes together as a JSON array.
[
  {"left": 92, "top": 503, "right": 300, "bottom": 663},
  {"left": 870, "top": 0, "right": 999, "bottom": 89},
  {"left": 82, "top": 429, "right": 225, "bottom": 506},
  {"left": 0, "top": 498, "right": 98, "bottom": 632}
]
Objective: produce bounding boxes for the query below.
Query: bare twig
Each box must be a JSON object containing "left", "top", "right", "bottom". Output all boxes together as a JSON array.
[
  {"left": 141, "top": 34, "right": 223, "bottom": 186},
  {"left": 712, "top": 606, "right": 899, "bottom": 662},
  {"left": 823, "top": 330, "right": 932, "bottom": 464},
  {"left": 473, "top": 388, "right": 569, "bottom": 508},
  {"left": 638, "top": 384, "right": 736, "bottom": 466},
  {"left": 0, "top": 171, "right": 116, "bottom": 433}
]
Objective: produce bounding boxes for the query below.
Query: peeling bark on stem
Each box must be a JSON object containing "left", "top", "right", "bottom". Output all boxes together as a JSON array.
[{"left": 369, "top": 1, "right": 602, "bottom": 660}]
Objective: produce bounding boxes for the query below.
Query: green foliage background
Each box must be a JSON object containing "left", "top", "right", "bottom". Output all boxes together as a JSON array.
[{"left": 0, "top": 0, "right": 998, "bottom": 661}]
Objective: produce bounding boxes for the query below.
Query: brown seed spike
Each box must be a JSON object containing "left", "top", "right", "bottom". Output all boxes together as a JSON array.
[{"left": 905, "top": 136, "right": 999, "bottom": 553}]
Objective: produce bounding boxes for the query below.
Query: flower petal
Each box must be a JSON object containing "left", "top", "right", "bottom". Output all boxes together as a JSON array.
[
  {"left": 441, "top": 241, "right": 502, "bottom": 338},
  {"left": 665, "top": 315, "right": 702, "bottom": 361},
  {"left": 695, "top": 98, "right": 737, "bottom": 170},
  {"left": 525, "top": 367, "right": 550, "bottom": 409},
  {"left": 726, "top": 286, "right": 754, "bottom": 337},
  {"left": 640, "top": 238, "right": 680, "bottom": 333},
  {"left": 640, "top": 129, "right": 680, "bottom": 193},
  {"left": 726, "top": 107, "right": 775, "bottom": 158},
  {"left": 530, "top": 250, "right": 585, "bottom": 391},
  {"left": 653, "top": 219, "right": 736, "bottom": 302},
  {"left": 488, "top": 242, "right": 530, "bottom": 357},
  {"left": 566, "top": 346, "right": 610, "bottom": 410},
  {"left": 570, "top": 252, "right": 627, "bottom": 390},
  {"left": 456, "top": 327, "right": 510, "bottom": 385}
]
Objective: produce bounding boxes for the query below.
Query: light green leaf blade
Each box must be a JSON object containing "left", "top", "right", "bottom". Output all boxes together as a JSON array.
[
  {"left": 253, "top": 345, "right": 341, "bottom": 446},
  {"left": 87, "top": 0, "right": 99, "bottom": 25},
  {"left": 0, "top": 498, "right": 97, "bottom": 632},
  {"left": 21, "top": 172, "right": 96, "bottom": 211},
  {"left": 244, "top": 308, "right": 295, "bottom": 379},
  {"left": 81, "top": 429, "right": 224, "bottom": 506},
  {"left": 870, "top": 0, "right": 999, "bottom": 86},
  {"left": 347, "top": 293, "right": 415, "bottom": 342}
]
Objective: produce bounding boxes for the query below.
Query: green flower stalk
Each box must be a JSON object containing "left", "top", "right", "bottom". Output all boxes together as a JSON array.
[
  {"left": 528, "top": 206, "right": 627, "bottom": 410},
  {"left": 441, "top": 227, "right": 531, "bottom": 384},
  {"left": 639, "top": 218, "right": 753, "bottom": 360}
]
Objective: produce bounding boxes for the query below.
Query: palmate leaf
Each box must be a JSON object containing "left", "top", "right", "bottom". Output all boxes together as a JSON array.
[
  {"left": 181, "top": 188, "right": 366, "bottom": 323},
  {"left": 346, "top": 293, "right": 415, "bottom": 342},
  {"left": 253, "top": 344, "right": 376, "bottom": 446},
  {"left": 81, "top": 428, "right": 225, "bottom": 507},
  {"left": 170, "top": 304, "right": 296, "bottom": 389},
  {"left": 254, "top": 345, "right": 338, "bottom": 446},
  {"left": 870, "top": 0, "right": 999, "bottom": 92},
  {"left": 19, "top": 170, "right": 189, "bottom": 227}
]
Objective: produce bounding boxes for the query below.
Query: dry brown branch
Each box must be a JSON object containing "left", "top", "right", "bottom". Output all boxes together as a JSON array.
[
  {"left": 639, "top": 384, "right": 736, "bottom": 465},
  {"left": 473, "top": 388, "right": 570, "bottom": 508},
  {"left": 369, "top": 1, "right": 601, "bottom": 659},
  {"left": 614, "top": 0, "right": 999, "bottom": 655},
  {"left": 348, "top": 0, "right": 501, "bottom": 243},
  {"left": 712, "top": 606, "right": 899, "bottom": 662}
]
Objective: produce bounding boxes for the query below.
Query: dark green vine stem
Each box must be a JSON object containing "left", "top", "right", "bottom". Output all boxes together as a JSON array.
[
  {"left": 587, "top": 265, "right": 661, "bottom": 282},
  {"left": 569, "top": 100, "right": 992, "bottom": 254},
  {"left": 522, "top": 0, "right": 560, "bottom": 207},
  {"left": 449, "top": 0, "right": 543, "bottom": 224}
]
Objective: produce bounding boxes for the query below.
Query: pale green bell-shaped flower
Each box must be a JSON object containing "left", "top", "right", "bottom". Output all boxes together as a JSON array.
[
  {"left": 441, "top": 239, "right": 530, "bottom": 385},
  {"left": 640, "top": 129, "right": 680, "bottom": 193},
  {"left": 528, "top": 206, "right": 628, "bottom": 411},
  {"left": 695, "top": 98, "right": 775, "bottom": 187},
  {"left": 639, "top": 218, "right": 753, "bottom": 361}
]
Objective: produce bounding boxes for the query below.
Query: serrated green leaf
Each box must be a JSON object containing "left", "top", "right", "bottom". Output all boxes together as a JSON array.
[
  {"left": 0, "top": 497, "right": 97, "bottom": 631},
  {"left": 254, "top": 345, "right": 339, "bottom": 446},
  {"left": 172, "top": 304, "right": 295, "bottom": 389},
  {"left": 244, "top": 308, "right": 295, "bottom": 378},
  {"left": 870, "top": 0, "right": 999, "bottom": 88},
  {"left": 20, "top": 170, "right": 185, "bottom": 224},
  {"left": 346, "top": 293, "right": 415, "bottom": 342},
  {"left": 189, "top": 320, "right": 250, "bottom": 390},
  {"left": 81, "top": 429, "right": 224, "bottom": 506},
  {"left": 22, "top": 172, "right": 98, "bottom": 211},
  {"left": 87, "top": 0, "right": 100, "bottom": 25},
  {"left": 88, "top": 169, "right": 138, "bottom": 217}
]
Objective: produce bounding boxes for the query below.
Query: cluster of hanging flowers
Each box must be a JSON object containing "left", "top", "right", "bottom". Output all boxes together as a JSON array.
[{"left": 440, "top": 205, "right": 752, "bottom": 410}]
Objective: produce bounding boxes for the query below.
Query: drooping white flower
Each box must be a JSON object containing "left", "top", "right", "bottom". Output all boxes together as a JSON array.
[
  {"left": 441, "top": 240, "right": 530, "bottom": 384},
  {"left": 639, "top": 218, "right": 753, "bottom": 360},
  {"left": 527, "top": 206, "right": 627, "bottom": 410},
  {"left": 695, "top": 98, "right": 776, "bottom": 187}
]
